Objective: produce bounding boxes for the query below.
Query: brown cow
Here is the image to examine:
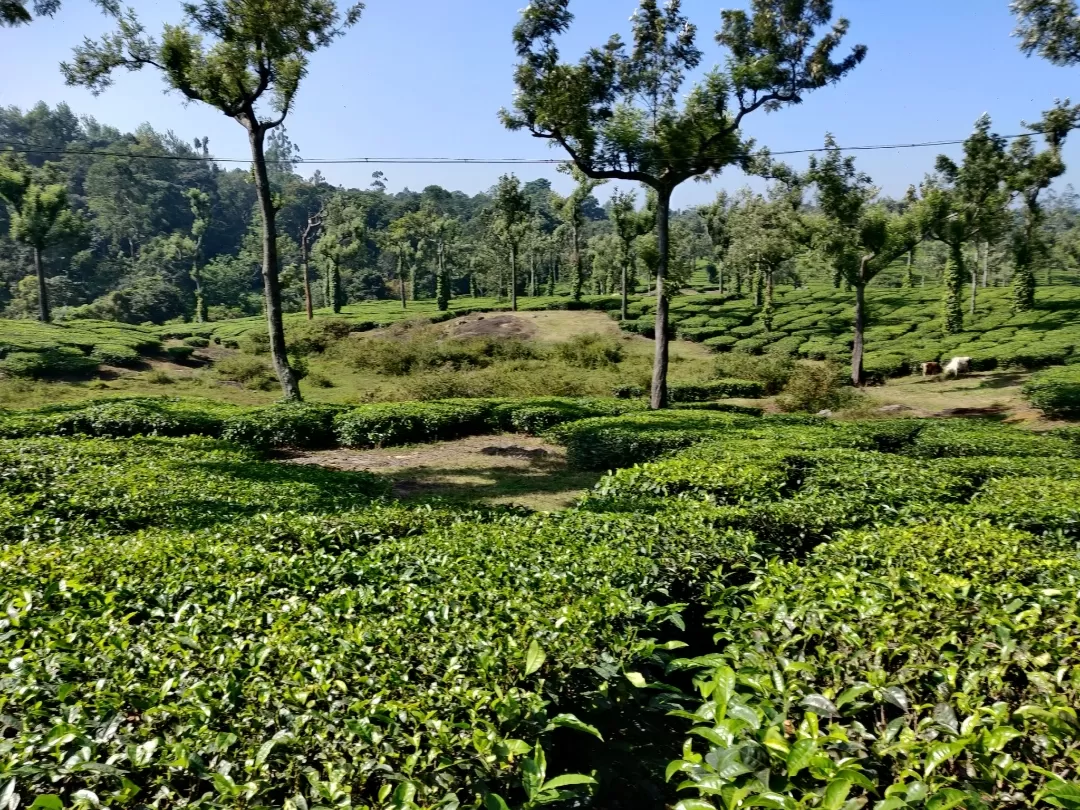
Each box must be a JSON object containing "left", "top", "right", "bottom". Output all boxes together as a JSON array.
[{"left": 922, "top": 361, "right": 942, "bottom": 376}]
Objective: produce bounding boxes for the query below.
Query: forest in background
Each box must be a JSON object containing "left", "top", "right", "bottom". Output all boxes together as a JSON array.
[{"left": 5, "top": 101, "right": 1080, "bottom": 331}]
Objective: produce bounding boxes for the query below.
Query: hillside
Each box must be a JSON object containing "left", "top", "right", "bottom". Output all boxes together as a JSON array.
[{"left": 626, "top": 284, "right": 1080, "bottom": 377}]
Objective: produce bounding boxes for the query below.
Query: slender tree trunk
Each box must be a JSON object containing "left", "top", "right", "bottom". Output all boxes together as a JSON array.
[
  {"left": 191, "top": 261, "right": 206, "bottom": 323},
  {"left": 620, "top": 259, "right": 629, "bottom": 321},
  {"left": 570, "top": 222, "right": 583, "bottom": 301},
  {"left": 852, "top": 263, "right": 868, "bottom": 387},
  {"left": 510, "top": 243, "right": 518, "bottom": 311},
  {"left": 398, "top": 254, "right": 407, "bottom": 310},
  {"left": 248, "top": 124, "right": 300, "bottom": 400},
  {"left": 650, "top": 187, "right": 672, "bottom": 411},
  {"left": 944, "top": 242, "right": 965, "bottom": 333},
  {"left": 436, "top": 244, "right": 449, "bottom": 311},
  {"left": 1013, "top": 214, "right": 1037, "bottom": 312},
  {"left": 762, "top": 267, "right": 775, "bottom": 332},
  {"left": 300, "top": 240, "right": 313, "bottom": 321},
  {"left": 33, "top": 246, "right": 50, "bottom": 324},
  {"left": 530, "top": 252, "right": 536, "bottom": 297},
  {"left": 981, "top": 241, "right": 989, "bottom": 288},
  {"left": 970, "top": 262, "right": 977, "bottom": 317},
  {"left": 718, "top": 261, "right": 724, "bottom": 295},
  {"left": 753, "top": 260, "right": 763, "bottom": 307},
  {"left": 469, "top": 270, "right": 477, "bottom": 298},
  {"left": 330, "top": 263, "right": 342, "bottom": 314},
  {"left": 905, "top": 250, "right": 915, "bottom": 288}
]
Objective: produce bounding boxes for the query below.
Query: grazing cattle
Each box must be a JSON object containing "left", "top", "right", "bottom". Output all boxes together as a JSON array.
[
  {"left": 943, "top": 356, "right": 972, "bottom": 378},
  {"left": 922, "top": 361, "right": 943, "bottom": 376}
]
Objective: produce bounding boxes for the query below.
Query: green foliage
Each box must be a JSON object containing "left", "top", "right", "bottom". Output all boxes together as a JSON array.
[
  {"left": 776, "top": 362, "right": 864, "bottom": 413},
  {"left": 669, "top": 521, "right": 1080, "bottom": 809},
  {"left": 552, "top": 333, "right": 624, "bottom": 369},
  {"left": 0, "top": 345, "right": 97, "bottom": 378},
  {"left": 91, "top": 342, "right": 141, "bottom": 367},
  {"left": 182, "top": 335, "right": 210, "bottom": 347},
  {"left": 164, "top": 345, "right": 195, "bottom": 362},
  {"left": 221, "top": 402, "right": 346, "bottom": 449},
  {"left": 214, "top": 354, "right": 277, "bottom": 390},
  {"left": 669, "top": 379, "right": 765, "bottom": 403},
  {"left": 1024, "top": 365, "right": 1080, "bottom": 416}
]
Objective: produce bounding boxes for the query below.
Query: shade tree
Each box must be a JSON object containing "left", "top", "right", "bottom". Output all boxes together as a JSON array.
[
  {"left": 806, "top": 136, "right": 922, "bottom": 385},
  {"left": 0, "top": 153, "right": 82, "bottom": 322},
  {"left": 502, "top": 0, "right": 866, "bottom": 408},
  {"left": 63, "top": 0, "right": 364, "bottom": 400},
  {"left": 491, "top": 174, "right": 533, "bottom": 311}
]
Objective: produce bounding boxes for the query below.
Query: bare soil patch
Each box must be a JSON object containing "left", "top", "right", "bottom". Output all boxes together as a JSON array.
[
  {"left": 446, "top": 314, "right": 539, "bottom": 341},
  {"left": 277, "top": 434, "right": 600, "bottom": 510}
]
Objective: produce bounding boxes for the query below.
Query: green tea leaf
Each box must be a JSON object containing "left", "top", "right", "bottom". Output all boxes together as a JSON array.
[{"left": 524, "top": 640, "right": 546, "bottom": 676}]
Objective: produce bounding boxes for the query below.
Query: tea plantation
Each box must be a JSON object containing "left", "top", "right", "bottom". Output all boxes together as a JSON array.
[
  {"left": 622, "top": 285, "right": 1080, "bottom": 378},
  {"left": 1, "top": 396, "right": 1079, "bottom": 809}
]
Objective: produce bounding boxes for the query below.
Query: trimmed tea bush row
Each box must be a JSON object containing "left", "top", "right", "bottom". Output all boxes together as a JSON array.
[
  {"left": 0, "top": 396, "right": 648, "bottom": 450},
  {"left": 619, "top": 284, "right": 1080, "bottom": 376},
  {"left": 0, "top": 435, "right": 751, "bottom": 809}
]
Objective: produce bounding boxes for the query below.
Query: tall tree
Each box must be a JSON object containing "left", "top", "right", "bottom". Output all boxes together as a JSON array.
[
  {"left": 0, "top": 154, "right": 81, "bottom": 322},
  {"left": 1, "top": 0, "right": 116, "bottom": 26},
  {"left": 491, "top": 174, "right": 532, "bottom": 311},
  {"left": 933, "top": 114, "right": 1009, "bottom": 316},
  {"left": 63, "top": 0, "right": 364, "bottom": 400},
  {"left": 610, "top": 189, "right": 650, "bottom": 320},
  {"left": 1013, "top": 0, "right": 1080, "bottom": 64},
  {"left": 807, "top": 136, "right": 922, "bottom": 385},
  {"left": 551, "top": 167, "right": 604, "bottom": 303},
  {"left": 299, "top": 208, "right": 324, "bottom": 320},
  {"left": 699, "top": 191, "right": 735, "bottom": 295},
  {"left": 186, "top": 187, "right": 212, "bottom": 322},
  {"left": 1006, "top": 100, "right": 1080, "bottom": 311},
  {"left": 314, "top": 196, "right": 366, "bottom": 314},
  {"left": 725, "top": 186, "right": 805, "bottom": 333},
  {"left": 502, "top": 0, "right": 865, "bottom": 408}
]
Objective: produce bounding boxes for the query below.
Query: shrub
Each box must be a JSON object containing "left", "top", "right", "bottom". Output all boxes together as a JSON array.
[
  {"left": 776, "top": 362, "right": 863, "bottom": 413},
  {"left": 55, "top": 399, "right": 226, "bottom": 439},
  {"left": 1023, "top": 365, "right": 1080, "bottom": 417},
  {"left": 552, "top": 333, "right": 624, "bottom": 368},
  {"left": 145, "top": 369, "right": 175, "bottom": 385},
  {"left": 713, "top": 352, "right": 794, "bottom": 395},
  {"left": 612, "top": 383, "right": 645, "bottom": 399},
  {"left": 0, "top": 347, "right": 97, "bottom": 378},
  {"left": 668, "top": 378, "right": 764, "bottom": 402},
  {"left": 222, "top": 403, "right": 346, "bottom": 449},
  {"left": 183, "top": 336, "right": 211, "bottom": 348},
  {"left": 286, "top": 318, "right": 356, "bottom": 355},
  {"left": 214, "top": 354, "right": 276, "bottom": 390},
  {"left": 165, "top": 345, "right": 196, "bottom": 362},
  {"left": 703, "top": 334, "right": 738, "bottom": 352},
  {"left": 334, "top": 400, "right": 495, "bottom": 448},
  {"left": 91, "top": 343, "right": 142, "bottom": 367}
]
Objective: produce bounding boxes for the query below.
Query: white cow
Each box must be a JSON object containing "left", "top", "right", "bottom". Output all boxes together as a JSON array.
[{"left": 943, "top": 356, "right": 972, "bottom": 378}]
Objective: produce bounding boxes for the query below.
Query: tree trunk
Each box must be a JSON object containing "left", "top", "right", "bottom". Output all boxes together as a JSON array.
[
  {"left": 970, "top": 261, "right": 977, "bottom": 317},
  {"left": 330, "top": 263, "right": 342, "bottom": 314},
  {"left": 191, "top": 261, "right": 207, "bottom": 324},
  {"left": 981, "top": 240, "right": 989, "bottom": 288},
  {"left": 249, "top": 124, "right": 300, "bottom": 400},
  {"left": 944, "top": 242, "right": 965, "bottom": 333},
  {"left": 570, "top": 222, "right": 583, "bottom": 301},
  {"left": 905, "top": 250, "right": 915, "bottom": 288},
  {"left": 1013, "top": 214, "right": 1036, "bottom": 312},
  {"left": 753, "top": 260, "right": 763, "bottom": 307},
  {"left": 650, "top": 187, "right": 672, "bottom": 411},
  {"left": 398, "top": 254, "right": 407, "bottom": 310},
  {"left": 762, "top": 267, "right": 775, "bottom": 331},
  {"left": 300, "top": 240, "right": 313, "bottom": 320},
  {"left": 33, "top": 246, "right": 50, "bottom": 323},
  {"left": 469, "top": 271, "right": 477, "bottom": 298},
  {"left": 436, "top": 244, "right": 449, "bottom": 311},
  {"left": 852, "top": 266, "right": 868, "bottom": 387},
  {"left": 620, "top": 259, "right": 629, "bottom": 321},
  {"left": 510, "top": 243, "right": 518, "bottom": 311},
  {"left": 718, "top": 262, "right": 724, "bottom": 295},
  {"left": 530, "top": 252, "right": 536, "bottom": 297}
]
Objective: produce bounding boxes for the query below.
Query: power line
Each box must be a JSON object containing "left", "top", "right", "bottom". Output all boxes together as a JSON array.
[{"left": 0, "top": 132, "right": 1041, "bottom": 165}]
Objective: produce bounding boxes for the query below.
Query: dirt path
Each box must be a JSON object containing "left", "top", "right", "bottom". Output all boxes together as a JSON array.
[{"left": 277, "top": 434, "right": 601, "bottom": 510}]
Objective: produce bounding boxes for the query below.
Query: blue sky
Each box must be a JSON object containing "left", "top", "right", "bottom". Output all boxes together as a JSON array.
[{"left": 1, "top": 0, "right": 1078, "bottom": 208}]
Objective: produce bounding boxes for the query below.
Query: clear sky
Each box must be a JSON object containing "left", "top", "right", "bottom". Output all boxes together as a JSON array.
[{"left": 1, "top": 0, "right": 1078, "bottom": 208}]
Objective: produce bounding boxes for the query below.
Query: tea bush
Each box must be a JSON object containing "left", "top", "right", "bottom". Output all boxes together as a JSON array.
[
  {"left": 1023, "top": 365, "right": 1080, "bottom": 417},
  {"left": 668, "top": 378, "right": 764, "bottom": 403},
  {"left": 3, "top": 398, "right": 1080, "bottom": 809},
  {"left": 0, "top": 346, "right": 98, "bottom": 378}
]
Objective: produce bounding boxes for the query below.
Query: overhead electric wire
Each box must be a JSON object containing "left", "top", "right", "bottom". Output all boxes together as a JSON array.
[{"left": 0, "top": 131, "right": 1044, "bottom": 165}]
